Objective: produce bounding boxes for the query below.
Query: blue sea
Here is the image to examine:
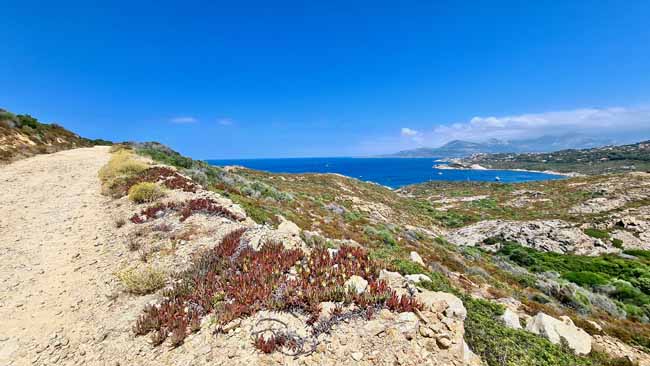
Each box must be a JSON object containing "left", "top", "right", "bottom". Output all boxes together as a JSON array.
[{"left": 206, "top": 157, "right": 564, "bottom": 189}]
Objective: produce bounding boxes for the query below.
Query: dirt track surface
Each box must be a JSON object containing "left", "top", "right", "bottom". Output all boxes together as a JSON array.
[{"left": 0, "top": 147, "right": 117, "bottom": 365}]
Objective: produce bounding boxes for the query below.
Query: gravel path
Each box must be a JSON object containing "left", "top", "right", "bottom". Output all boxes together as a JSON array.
[{"left": 0, "top": 147, "right": 118, "bottom": 365}]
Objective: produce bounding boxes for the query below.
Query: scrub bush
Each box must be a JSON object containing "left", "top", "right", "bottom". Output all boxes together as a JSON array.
[{"left": 128, "top": 182, "right": 166, "bottom": 203}]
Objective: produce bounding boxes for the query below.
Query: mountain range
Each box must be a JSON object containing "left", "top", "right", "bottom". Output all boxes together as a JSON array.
[{"left": 386, "top": 134, "right": 615, "bottom": 158}]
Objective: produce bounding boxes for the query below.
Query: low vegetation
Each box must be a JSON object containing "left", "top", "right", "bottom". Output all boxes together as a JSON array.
[
  {"left": 464, "top": 297, "right": 633, "bottom": 366},
  {"left": 134, "top": 229, "right": 421, "bottom": 350},
  {"left": 115, "top": 142, "right": 650, "bottom": 362},
  {"left": 99, "top": 148, "right": 148, "bottom": 195},
  {"left": 130, "top": 198, "right": 244, "bottom": 224},
  {"left": 117, "top": 266, "right": 167, "bottom": 295},
  {"left": 128, "top": 182, "right": 166, "bottom": 203}
]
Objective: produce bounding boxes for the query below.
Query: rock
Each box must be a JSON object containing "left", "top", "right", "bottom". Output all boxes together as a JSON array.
[
  {"left": 405, "top": 274, "right": 431, "bottom": 283},
  {"left": 611, "top": 230, "right": 645, "bottom": 250},
  {"left": 410, "top": 251, "right": 425, "bottom": 267},
  {"left": 586, "top": 320, "right": 602, "bottom": 332},
  {"left": 525, "top": 313, "right": 592, "bottom": 355},
  {"left": 277, "top": 218, "right": 301, "bottom": 237},
  {"left": 417, "top": 291, "right": 467, "bottom": 320},
  {"left": 344, "top": 275, "right": 368, "bottom": 294},
  {"left": 395, "top": 312, "right": 419, "bottom": 340},
  {"left": 436, "top": 336, "right": 452, "bottom": 349},
  {"left": 327, "top": 248, "right": 339, "bottom": 258},
  {"left": 318, "top": 302, "right": 337, "bottom": 320},
  {"left": 379, "top": 270, "right": 407, "bottom": 289},
  {"left": 499, "top": 308, "right": 521, "bottom": 329},
  {"left": 495, "top": 297, "right": 522, "bottom": 312},
  {"left": 570, "top": 197, "right": 628, "bottom": 215},
  {"left": 325, "top": 203, "right": 346, "bottom": 215},
  {"left": 593, "top": 335, "right": 650, "bottom": 366},
  {"left": 350, "top": 351, "right": 363, "bottom": 361},
  {"left": 462, "top": 340, "right": 483, "bottom": 366},
  {"left": 446, "top": 219, "right": 617, "bottom": 256}
]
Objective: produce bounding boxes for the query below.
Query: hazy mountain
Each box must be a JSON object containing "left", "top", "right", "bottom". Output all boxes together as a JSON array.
[{"left": 386, "top": 134, "right": 615, "bottom": 158}]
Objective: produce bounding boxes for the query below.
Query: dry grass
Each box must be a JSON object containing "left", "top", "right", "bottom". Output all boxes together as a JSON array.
[
  {"left": 117, "top": 266, "right": 167, "bottom": 295},
  {"left": 128, "top": 182, "right": 166, "bottom": 203},
  {"left": 99, "top": 150, "right": 148, "bottom": 196}
]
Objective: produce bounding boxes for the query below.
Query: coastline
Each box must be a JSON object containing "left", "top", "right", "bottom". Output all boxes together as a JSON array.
[{"left": 433, "top": 163, "right": 580, "bottom": 178}]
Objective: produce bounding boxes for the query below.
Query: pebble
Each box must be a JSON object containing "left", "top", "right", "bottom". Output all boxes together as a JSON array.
[{"left": 351, "top": 351, "right": 364, "bottom": 361}]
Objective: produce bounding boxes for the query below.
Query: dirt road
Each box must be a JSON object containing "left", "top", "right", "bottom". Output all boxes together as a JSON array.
[{"left": 0, "top": 147, "right": 118, "bottom": 365}]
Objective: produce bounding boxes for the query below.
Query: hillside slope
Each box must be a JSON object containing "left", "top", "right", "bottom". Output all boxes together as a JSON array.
[
  {"left": 461, "top": 140, "right": 650, "bottom": 175},
  {"left": 3, "top": 132, "right": 650, "bottom": 365},
  {"left": 0, "top": 108, "right": 110, "bottom": 163}
]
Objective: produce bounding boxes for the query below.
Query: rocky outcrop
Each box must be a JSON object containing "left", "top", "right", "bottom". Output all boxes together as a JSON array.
[
  {"left": 410, "top": 251, "right": 425, "bottom": 266},
  {"left": 445, "top": 219, "right": 616, "bottom": 255},
  {"left": 569, "top": 197, "right": 629, "bottom": 214},
  {"left": 499, "top": 308, "right": 522, "bottom": 330},
  {"left": 525, "top": 313, "right": 592, "bottom": 355},
  {"left": 593, "top": 335, "right": 650, "bottom": 366}
]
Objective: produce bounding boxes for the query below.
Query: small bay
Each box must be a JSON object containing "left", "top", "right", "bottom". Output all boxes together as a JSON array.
[{"left": 207, "top": 157, "right": 564, "bottom": 189}]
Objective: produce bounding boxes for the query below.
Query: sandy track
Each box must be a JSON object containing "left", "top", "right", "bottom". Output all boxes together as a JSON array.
[{"left": 0, "top": 147, "right": 116, "bottom": 365}]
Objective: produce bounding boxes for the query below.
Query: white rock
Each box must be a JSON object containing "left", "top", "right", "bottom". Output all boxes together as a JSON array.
[
  {"left": 525, "top": 313, "right": 592, "bottom": 355},
  {"left": 277, "top": 218, "right": 301, "bottom": 237},
  {"left": 409, "top": 251, "right": 425, "bottom": 267},
  {"left": 344, "top": 275, "right": 368, "bottom": 294},
  {"left": 379, "top": 269, "right": 407, "bottom": 289},
  {"left": 416, "top": 291, "right": 467, "bottom": 320},
  {"left": 405, "top": 274, "right": 431, "bottom": 283},
  {"left": 499, "top": 308, "right": 521, "bottom": 329},
  {"left": 462, "top": 340, "right": 483, "bottom": 366},
  {"left": 351, "top": 351, "right": 363, "bottom": 361},
  {"left": 396, "top": 312, "right": 419, "bottom": 340}
]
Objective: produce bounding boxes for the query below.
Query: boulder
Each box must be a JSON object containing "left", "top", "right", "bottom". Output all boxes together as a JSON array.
[
  {"left": 379, "top": 269, "right": 408, "bottom": 289},
  {"left": 416, "top": 291, "right": 467, "bottom": 321},
  {"left": 344, "top": 275, "right": 368, "bottom": 294},
  {"left": 405, "top": 274, "right": 432, "bottom": 283},
  {"left": 410, "top": 251, "right": 425, "bottom": 266},
  {"left": 499, "top": 308, "right": 521, "bottom": 330},
  {"left": 277, "top": 217, "right": 301, "bottom": 237},
  {"left": 462, "top": 340, "right": 483, "bottom": 366},
  {"left": 525, "top": 313, "right": 592, "bottom": 355}
]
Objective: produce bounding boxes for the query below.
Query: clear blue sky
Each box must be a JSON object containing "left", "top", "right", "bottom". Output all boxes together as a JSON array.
[{"left": 2, "top": 1, "right": 649, "bottom": 158}]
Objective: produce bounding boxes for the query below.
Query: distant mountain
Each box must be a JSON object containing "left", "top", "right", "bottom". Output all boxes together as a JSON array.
[{"left": 385, "top": 134, "right": 614, "bottom": 158}]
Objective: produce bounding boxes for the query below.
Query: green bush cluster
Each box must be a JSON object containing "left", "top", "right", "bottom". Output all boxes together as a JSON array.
[
  {"left": 583, "top": 228, "right": 610, "bottom": 239},
  {"left": 464, "top": 297, "right": 633, "bottom": 366},
  {"left": 364, "top": 225, "right": 397, "bottom": 247},
  {"left": 498, "top": 244, "right": 650, "bottom": 320}
]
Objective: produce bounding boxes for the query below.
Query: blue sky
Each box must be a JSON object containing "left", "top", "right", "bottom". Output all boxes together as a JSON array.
[{"left": 2, "top": 1, "right": 649, "bottom": 158}]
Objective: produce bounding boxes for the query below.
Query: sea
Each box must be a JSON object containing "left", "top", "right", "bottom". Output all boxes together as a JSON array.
[{"left": 206, "top": 157, "right": 565, "bottom": 189}]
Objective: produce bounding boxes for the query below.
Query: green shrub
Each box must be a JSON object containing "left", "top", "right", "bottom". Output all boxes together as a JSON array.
[
  {"left": 390, "top": 258, "right": 426, "bottom": 275},
  {"left": 584, "top": 228, "right": 610, "bottom": 239},
  {"left": 364, "top": 225, "right": 397, "bottom": 246},
  {"left": 464, "top": 297, "right": 632, "bottom": 365},
  {"left": 128, "top": 182, "right": 166, "bottom": 203},
  {"left": 611, "top": 238, "right": 624, "bottom": 249},
  {"left": 497, "top": 243, "right": 650, "bottom": 313},
  {"left": 623, "top": 249, "right": 650, "bottom": 259},
  {"left": 562, "top": 271, "right": 609, "bottom": 287}
]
